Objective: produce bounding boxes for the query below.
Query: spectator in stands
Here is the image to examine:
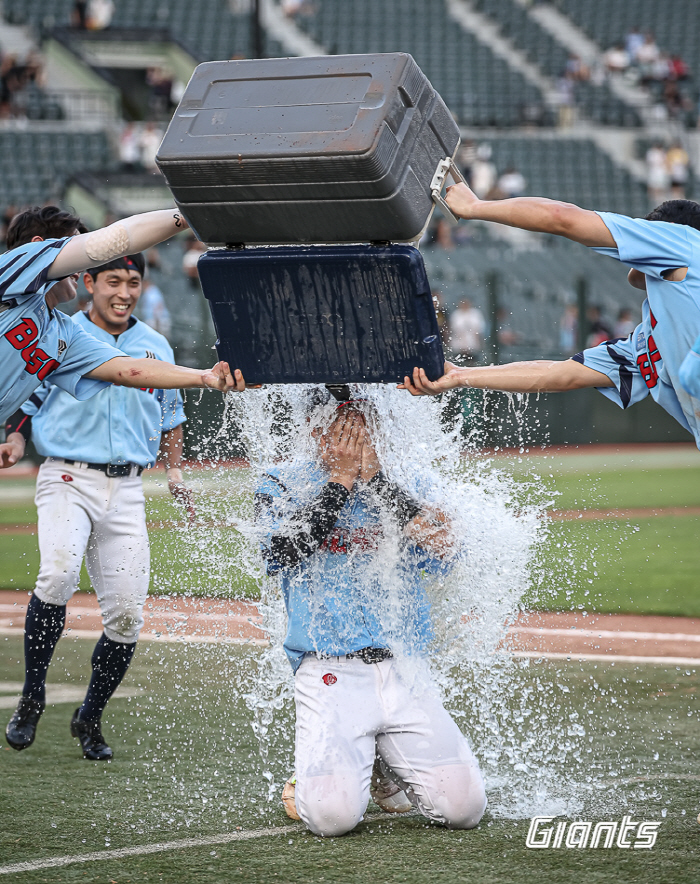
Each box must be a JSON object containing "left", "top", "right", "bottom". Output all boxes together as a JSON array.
[
  {"left": 119, "top": 123, "right": 142, "bottom": 173},
  {"left": 554, "top": 73, "right": 576, "bottom": 128},
  {"left": 585, "top": 305, "right": 613, "bottom": 348},
  {"left": 667, "top": 141, "right": 690, "bottom": 200},
  {"left": 146, "top": 68, "right": 174, "bottom": 119},
  {"left": 449, "top": 299, "right": 485, "bottom": 365},
  {"left": 669, "top": 56, "right": 690, "bottom": 82},
  {"left": 613, "top": 308, "right": 636, "bottom": 340},
  {"left": 457, "top": 140, "right": 477, "bottom": 184},
  {"left": 559, "top": 304, "right": 578, "bottom": 354},
  {"left": 432, "top": 290, "right": 450, "bottom": 350},
  {"left": 183, "top": 239, "right": 206, "bottom": 290},
  {"left": 86, "top": 0, "right": 114, "bottom": 30},
  {"left": 646, "top": 141, "right": 670, "bottom": 206},
  {"left": 565, "top": 54, "right": 590, "bottom": 82},
  {"left": 138, "top": 279, "right": 172, "bottom": 337},
  {"left": 72, "top": 0, "right": 89, "bottom": 29},
  {"left": 624, "top": 27, "right": 644, "bottom": 63},
  {"left": 635, "top": 32, "right": 660, "bottom": 75},
  {"left": 603, "top": 43, "right": 630, "bottom": 75},
  {"left": 496, "top": 167, "right": 526, "bottom": 199},
  {"left": 435, "top": 218, "right": 454, "bottom": 251},
  {"left": 470, "top": 144, "right": 497, "bottom": 199},
  {"left": 140, "top": 122, "right": 164, "bottom": 174},
  {"left": 496, "top": 307, "right": 521, "bottom": 348}
]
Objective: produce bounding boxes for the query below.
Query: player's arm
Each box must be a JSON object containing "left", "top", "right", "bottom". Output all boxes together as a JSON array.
[
  {"left": 444, "top": 182, "right": 616, "bottom": 248},
  {"left": 400, "top": 359, "right": 614, "bottom": 397},
  {"left": 159, "top": 424, "right": 196, "bottom": 523},
  {"left": 47, "top": 209, "right": 189, "bottom": 279},
  {"left": 0, "top": 408, "right": 31, "bottom": 468},
  {"left": 256, "top": 414, "right": 363, "bottom": 570},
  {"left": 85, "top": 357, "right": 246, "bottom": 393}
]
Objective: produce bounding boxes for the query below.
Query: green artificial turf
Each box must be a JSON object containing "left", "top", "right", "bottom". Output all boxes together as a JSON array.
[{"left": 0, "top": 636, "right": 698, "bottom": 883}]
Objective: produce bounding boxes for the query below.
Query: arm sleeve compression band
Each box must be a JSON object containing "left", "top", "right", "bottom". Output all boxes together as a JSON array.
[
  {"left": 5, "top": 408, "right": 32, "bottom": 442},
  {"left": 256, "top": 481, "right": 350, "bottom": 569},
  {"left": 365, "top": 471, "right": 422, "bottom": 528}
]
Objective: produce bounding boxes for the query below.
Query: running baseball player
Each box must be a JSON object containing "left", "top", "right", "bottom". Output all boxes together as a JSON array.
[
  {"left": 4, "top": 252, "right": 192, "bottom": 759},
  {"left": 401, "top": 191, "right": 700, "bottom": 450},
  {"left": 255, "top": 390, "right": 486, "bottom": 836},
  {"left": 0, "top": 204, "right": 243, "bottom": 440}
]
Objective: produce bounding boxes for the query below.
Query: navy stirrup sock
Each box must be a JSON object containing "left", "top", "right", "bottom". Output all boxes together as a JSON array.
[
  {"left": 23, "top": 594, "right": 66, "bottom": 703},
  {"left": 79, "top": 633, "right": 136, "bottom": 722}
]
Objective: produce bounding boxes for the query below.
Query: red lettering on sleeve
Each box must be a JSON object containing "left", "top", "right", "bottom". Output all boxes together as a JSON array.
[{"left": 636, "top": 333, "right": 662, "bottom": 388}]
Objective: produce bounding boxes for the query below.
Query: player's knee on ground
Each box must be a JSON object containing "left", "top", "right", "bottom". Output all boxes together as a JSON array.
[
  {"left": 101, "top": 597, "right": 145, "bottom": 643},
  {"left": 296, "top": 773, "right": 367, "bottom": 837},
  {"left": 416, "top": 763, "right": 487, "bottom": 830}
]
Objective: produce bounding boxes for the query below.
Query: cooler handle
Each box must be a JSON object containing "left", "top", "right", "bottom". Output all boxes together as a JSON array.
[{"left": 430, "top": 158, "right": 468, "bottom": 225}]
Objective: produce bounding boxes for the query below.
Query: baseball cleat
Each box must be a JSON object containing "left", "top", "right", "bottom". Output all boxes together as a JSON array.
[
  {"left": 282, "top": 776, "right": 301, "bottom": 821},
  {"left": 370, "top": 758, "right": 413, "bottom": 814},
  {"left": 5, "top": 696, "right": 45, "bottom": 750},
  {"left": 70, "top": 708, "right": 113, "bottom": 760}
]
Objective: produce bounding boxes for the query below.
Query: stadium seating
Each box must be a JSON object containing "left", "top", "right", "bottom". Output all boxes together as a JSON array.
[
  {"left": 471, "top": 0, "right": 643, "bottom": 127},
  {"left": 474, "top": 137, "right": 649, "bottom": 217},
  {"left": 0, "top": 130, "right": 115, "bottom": 211},
  {"left": 3, "top": 0, "right": 286, "bottom": 61},
  {"left": 293, "top": 0, "right": 550, "bottom": 126}
]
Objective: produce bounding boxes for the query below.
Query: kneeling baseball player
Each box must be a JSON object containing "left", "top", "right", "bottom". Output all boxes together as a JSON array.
[
  {"left": 4, "top": 252, "right": 191, "bottom": 760},
  {"left": 255, "top": 390, "right": 486, "bottom": 836}
]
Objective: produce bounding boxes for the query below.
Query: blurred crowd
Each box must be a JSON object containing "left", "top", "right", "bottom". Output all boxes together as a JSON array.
[
  {"left": 603, "top": 28, "right": 696, "bottom": 125},
  {"left": 118, "top": 121, "right": 166, "bottom": 173},
  {"left": 645, "top": 140, "right": 691, "bottom": 204},
  {"left": 0, "top": 49, "right": 46, "bottom": 119}
]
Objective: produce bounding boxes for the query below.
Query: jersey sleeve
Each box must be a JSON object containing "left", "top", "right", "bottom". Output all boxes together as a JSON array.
[
  {"left": 571, "top": 328, "right": 649, "bottom": 409},
  {"left": 591, "top": 213, "right": 694, "bottom": 280},
  {"left": 679, "top": 333, "right": 700, "bottom": 399},
  {"left": 47, "top": 313, "right": 125, "bottom": 401},
  {"left": 0, "top": 238, "right": 72, "bottom": 302}
]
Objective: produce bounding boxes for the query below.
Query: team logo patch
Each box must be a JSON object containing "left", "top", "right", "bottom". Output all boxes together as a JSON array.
[
  {"left": 61, "top": 474, "right": 73, "bottom": 483},
  {"left": 322, "top": 673, "right": 337, "bottom": 686},
  {"left": 635, "top": 329, "right": 646, "bottom": 352},
  {"left": 57, "top": 339, "right": 67, "bottom": 357},
  {"left": 145, "top": 350, "right": 156, "bottom": 360}
]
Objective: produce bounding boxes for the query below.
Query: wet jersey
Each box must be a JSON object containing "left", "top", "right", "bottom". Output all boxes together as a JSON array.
[
  {"left": 0, "top": 238, "right": 122, "bottom": 423},
  {"left": 22, "top": 312, "right": 186, "bottom": 468},
  {"left": 582, "top": 212, "right": 700, "bottom": 449},
  {"left": 257, "top": 461, "right": 445, "bottom": 673}
]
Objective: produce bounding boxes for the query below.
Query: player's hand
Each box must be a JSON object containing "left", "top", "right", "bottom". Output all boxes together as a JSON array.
[
  {"left": 359, "top": 434, "right": 381, "bottom": 483},
  {"left": 320, "top": 411, "right": 364, "bottom": 490},
  {"left": 444, "top": 181, "right": 481, "bottom": 220},
  {"left": 404, "top": 509, "right": 452, "bottom": 558},
  {"left": 0, "top": 438, "right": 25, "bottom": 469},
  {"left": 398, "top": 362, "right": 464, "bottom": 396},
  {"left": 202, "top": 362, "right": 247, "bottom": 393},
  {"left": 168, "top": 475, "right": 196, "bottom": 525}
]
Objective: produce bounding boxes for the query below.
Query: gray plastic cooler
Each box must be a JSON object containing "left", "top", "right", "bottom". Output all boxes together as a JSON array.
[{"left": 156, "top": 53, "right": 460, "bottom": 245}]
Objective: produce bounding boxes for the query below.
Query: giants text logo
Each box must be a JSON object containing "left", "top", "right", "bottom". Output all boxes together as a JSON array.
[{"left": 526, "top": 815, "right": 661, "bottom": 849}]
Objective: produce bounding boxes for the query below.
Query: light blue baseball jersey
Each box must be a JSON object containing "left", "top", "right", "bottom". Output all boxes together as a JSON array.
[
  {"left": 679, "top": 331, "right": 700, "bottom": 399},
  {"left": 22, "top": 312, "right": 186, "bottom": 467},
  {"left": 0, "top": 238, "right": 122, "bottom": 423},
  {"left": 258, "top": 461, "right": 445, "bottom": 673},
  {"left": 579, "top": 213, "right": 700, "bottom": 449}
]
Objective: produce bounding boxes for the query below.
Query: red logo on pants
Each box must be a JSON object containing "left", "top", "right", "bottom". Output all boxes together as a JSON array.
[
  {"left": 61, "top": 474, "right": 73, "bottom": 482},
  {"left": 322, "top": 673, "right": 337, "bottom": 685}
]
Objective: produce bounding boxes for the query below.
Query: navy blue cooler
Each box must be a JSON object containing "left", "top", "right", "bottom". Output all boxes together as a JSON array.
[{"left": 198, "top": 244, "right": 444, "bottom": 385}]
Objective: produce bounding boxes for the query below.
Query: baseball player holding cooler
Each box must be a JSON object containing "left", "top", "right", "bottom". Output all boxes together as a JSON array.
[
  {"left": 4, "top": 251, "right": 193, "bottom": 760},
  {"left": 0, "top": 204, "right": 243, "bottom": 445},
  {"left": 401, "top": 192, "right": 700, "bottom": 452},
  {"left": 255, "top": 391, "right": 486, "bottom": 837}
]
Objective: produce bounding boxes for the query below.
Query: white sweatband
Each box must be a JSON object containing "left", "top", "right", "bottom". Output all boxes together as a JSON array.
[{"left": 85, "top": 223, "right": 130, "bottom": 263}]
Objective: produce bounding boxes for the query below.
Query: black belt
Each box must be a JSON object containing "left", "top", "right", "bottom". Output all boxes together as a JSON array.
[
  {"left": 345, "top": 647, "right": 393, "bottom": 664},
  {"left": 58, "top": 458, "right": 143, "bottom": 478}
]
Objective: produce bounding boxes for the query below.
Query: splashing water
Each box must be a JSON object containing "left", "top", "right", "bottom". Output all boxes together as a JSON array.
[{"left": 195, "top": 382, "right": 597, "bottom": 820}]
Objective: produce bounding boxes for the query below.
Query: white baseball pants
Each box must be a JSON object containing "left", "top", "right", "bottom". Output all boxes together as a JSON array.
[
  {"left": 294, "top": 654, "right": 487, "bottom": 837},
  {"left": 33, "top": 459, "right": 150, "bottom": 643}
]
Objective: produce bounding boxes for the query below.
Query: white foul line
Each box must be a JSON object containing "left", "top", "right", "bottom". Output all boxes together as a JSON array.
[
  {"left": 510, "top": 626, "right": 700, "bottom": 643},
  {"left": 0, "top": 824, "right": 299, "bottom": 876},
  {"left": 513, "top": 651, "right": 699, "bottom": 666}
]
